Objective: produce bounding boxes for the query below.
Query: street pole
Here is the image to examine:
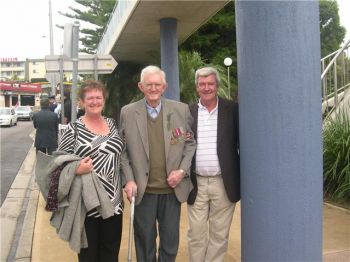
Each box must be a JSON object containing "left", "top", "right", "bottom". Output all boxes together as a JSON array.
[
  {"left": 59, "top": 56, "right": 65, "bottom": 125},
  {"left": 227, "top": 66, "right": 230, "bottom": 99},
  {"left": 71, "top": 22, "right": 79, "bottom": 123},
  {"left": 224, "top": 57, "right": 233, "bottom": 99},
  {"left": 48, "top": 0, "right": 56, "bottom": 95},
  {"left": 94, "top": 54, "right": 98, "bottom": 80}
]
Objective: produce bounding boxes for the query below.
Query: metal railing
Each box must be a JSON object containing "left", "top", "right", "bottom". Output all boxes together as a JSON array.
[{"left": 321, "top": 39, "right": 350, "bottom": 118}]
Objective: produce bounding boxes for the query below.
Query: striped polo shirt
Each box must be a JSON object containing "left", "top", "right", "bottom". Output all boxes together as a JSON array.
[{"left": 195, "top": 98, "right": 221, "bottom": 176}]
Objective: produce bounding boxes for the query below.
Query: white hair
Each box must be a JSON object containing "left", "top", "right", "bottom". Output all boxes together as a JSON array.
[{"left": 140, "top": 65, "right": 167, "bottom": 84}]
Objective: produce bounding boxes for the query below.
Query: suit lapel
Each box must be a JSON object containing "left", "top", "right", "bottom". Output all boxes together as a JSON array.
[
  {"left": 217, "top": 98, "right": 227, "bottom": 146},
  {"left": 162, "top": 99, "right": 172, "bottom": 161},
  {"left": 135, "top": 100, "right": 149, "bottom": 159},
  {"left": 190, "top": 104, "right": 198, "bottom": 140}
]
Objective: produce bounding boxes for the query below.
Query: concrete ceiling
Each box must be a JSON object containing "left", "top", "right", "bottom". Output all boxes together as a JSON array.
[{"left": 109, "top": 0, "right": 230, "bottom": 64}]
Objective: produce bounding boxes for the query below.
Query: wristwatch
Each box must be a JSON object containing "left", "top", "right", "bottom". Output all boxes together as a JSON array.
[{"left": 179, "top": 169, "right": 188, "bottom": 177}]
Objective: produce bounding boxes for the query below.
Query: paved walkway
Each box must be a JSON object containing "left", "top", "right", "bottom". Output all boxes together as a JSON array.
[
  {"left": 30, "top": 196, "right": 350, "bottom": 262},
  {"left": 31, "top": 193, "right": 240, "bottom": 262},
  {"left": 1, "top": 142, "right": 350, "bottom": 261}
]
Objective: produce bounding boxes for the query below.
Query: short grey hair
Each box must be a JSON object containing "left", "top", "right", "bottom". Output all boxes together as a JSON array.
[
  {"left": 195, "top": 67, "right": 220, "bottom": 86},
  {"left": 140, "top": 65, "right": 167, "bottom": 84}
]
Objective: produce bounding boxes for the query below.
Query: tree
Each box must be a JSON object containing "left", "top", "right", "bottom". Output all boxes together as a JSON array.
[
  {"left": 179, "top": 51, "right": 205, "bottom": 103},
  {"left": 101, "top": 62, "right": 143, "bottom": 119},
  {"left": 320, "top": 0, "right": 346, "bottom": 57},
  {"left": 58, "top": 0, "right": 116, "bottom": 54},
  {"left": 180, "top": 1, "right": 237, "bottom": 97},
  {"left": 180, "top": 1, "right": 236, "bottom": 66},
  {"left": 10, "top": 74, "right": 19, "bottom": 81}
]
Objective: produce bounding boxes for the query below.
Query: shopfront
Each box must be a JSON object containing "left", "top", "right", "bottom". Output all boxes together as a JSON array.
[{"left": 0, "top": 82, "right": 42, "bottom": 107}]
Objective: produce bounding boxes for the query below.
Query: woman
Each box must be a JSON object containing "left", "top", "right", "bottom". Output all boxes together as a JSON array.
[{"left": 58, "top": 80, "right": 124, "bottom": 262}]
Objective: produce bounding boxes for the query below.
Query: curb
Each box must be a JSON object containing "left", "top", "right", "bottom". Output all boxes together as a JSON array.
[
  {"left": 0, "top": 144, "right": 37, "bottom": 262},
  {"left": 14, "top": 172, "right": 39, "bottom": 261},
  {"left": 324, "top": 202, "right": 350, "bottom": 213}
]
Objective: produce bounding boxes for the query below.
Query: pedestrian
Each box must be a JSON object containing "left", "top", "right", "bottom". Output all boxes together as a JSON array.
[
  {"left": 57, "top": 79, "right": 124, "bottom": 261},
  {"left": 120, "top": 65, "right": 196, "bottom": 262},
  {"left": 63, "top": 90, "right": 72, "bottom": 124},
  {"left": 49, "top": 95, "right": 57, "bottom": 112},
  {"left": 187, "top": 67, "right": 240, "bottom": 262},
  {"left": 33, "top": 97, "right": 59, "bottom": 155},
  {"left": 77, "top": 100, "right": 85, "bottom": 119}
]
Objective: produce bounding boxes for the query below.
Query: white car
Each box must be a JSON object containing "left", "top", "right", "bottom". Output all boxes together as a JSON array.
[
  {"left": 15, "top": 106, "right": 33, "bottom": 121},
  {"left": 0, "top": 107, "right": 18, "bottom": 127}
]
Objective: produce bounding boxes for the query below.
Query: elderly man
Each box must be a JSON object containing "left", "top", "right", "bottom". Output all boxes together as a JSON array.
[
  {"left": 187, "top": 67, "right": 240, "bottom": 262},
  {"left": 120, "top": 65, "right": 196, "bottom": 262}
]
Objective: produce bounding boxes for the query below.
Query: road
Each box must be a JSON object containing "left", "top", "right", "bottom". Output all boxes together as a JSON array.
[{"left": 0, "top": 121, "right": 35, "bottom": 206}]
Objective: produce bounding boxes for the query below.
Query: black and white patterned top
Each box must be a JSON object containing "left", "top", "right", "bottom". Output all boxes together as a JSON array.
[{"left": 58, "top": 117, "right": 124, "bottom": 217}]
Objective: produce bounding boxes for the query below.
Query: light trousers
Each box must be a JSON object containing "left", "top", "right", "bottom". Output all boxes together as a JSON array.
[{"left": 187, "top": 175, "right": 236, "bottom": 262}]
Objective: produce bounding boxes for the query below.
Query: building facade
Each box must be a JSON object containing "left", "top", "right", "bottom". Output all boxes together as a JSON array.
[
  {"left": 26, "top": 58, "right": 46, "bottom": 82},
  {"left": 0, "top": 58, "right": 26, "bottom": 81}
]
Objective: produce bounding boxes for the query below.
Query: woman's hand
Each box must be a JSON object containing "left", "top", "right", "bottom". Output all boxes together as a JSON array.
[{"left": 76, "top": 156, "right": 93, "bottom": 175}]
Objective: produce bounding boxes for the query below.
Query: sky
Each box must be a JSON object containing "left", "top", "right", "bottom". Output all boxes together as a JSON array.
[
  {"left": 0, "top": 0, "right": 349, "bottom": 61},
  {"left": 0, "top": 0, "right": 91, "bottom": 60}
]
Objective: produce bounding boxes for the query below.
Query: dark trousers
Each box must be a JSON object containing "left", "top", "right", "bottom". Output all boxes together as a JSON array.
[
  {"left": 36, "top": 147, "right": 55, "bottom": 155},
  {"left": 134, "top": 193, "right": 181, "bottom": 262},
  {"left": 78, "top": 214, "right": 123, "bottom": 262}
]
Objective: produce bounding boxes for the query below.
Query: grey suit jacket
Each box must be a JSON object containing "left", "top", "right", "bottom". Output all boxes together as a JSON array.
[
  {"left": 120, "top": 98, "right": 196, "bottom": 205},
  {"left": 35, "top": 151, "right": 115, "bottom": 253}
]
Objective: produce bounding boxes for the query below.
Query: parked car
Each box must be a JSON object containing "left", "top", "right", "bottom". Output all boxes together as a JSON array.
[
  {"left": 15, "top": 106, "right": 33, "bottom": 121},
  {"left": 0, "top": 107, "right": 18, "bottom": 127}
]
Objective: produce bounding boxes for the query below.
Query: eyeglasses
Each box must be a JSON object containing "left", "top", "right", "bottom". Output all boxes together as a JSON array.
[{"left": 143, "top": 83, "right": 164, "bottom": 89}]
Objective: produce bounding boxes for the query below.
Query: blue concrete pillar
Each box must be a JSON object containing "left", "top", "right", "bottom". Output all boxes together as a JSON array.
[
  {"left": 235, "top": 1, "right": 323, "bottom": 261},
  {"left": 160, "top": 18, "right": 180, "bottom": 101}
]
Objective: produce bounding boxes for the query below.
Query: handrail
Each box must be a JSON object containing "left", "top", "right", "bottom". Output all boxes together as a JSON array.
[
  {"left": 321, "top": 39, "right": 350, "bottom": 118},
  {"left": 325, "top": 83, "right": 350, "bottom": 99},
  {"left": 321, "top": 47, "right": 344, "bottom": 61},
  {"left": 321, "top": 39, "right": 350, "bottom": 80}
]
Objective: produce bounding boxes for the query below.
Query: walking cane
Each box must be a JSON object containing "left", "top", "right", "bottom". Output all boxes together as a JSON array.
[{"left": 127, "top": 196, "right": 135, "bottom": 262}]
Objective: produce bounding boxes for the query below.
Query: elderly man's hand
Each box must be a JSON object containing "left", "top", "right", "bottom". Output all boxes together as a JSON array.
[
  {"left": 124, "top": 181, "right": 137, "bottom": 202},
  {"left": 167, "top": 169, "right": 186, "bottom": 188}
]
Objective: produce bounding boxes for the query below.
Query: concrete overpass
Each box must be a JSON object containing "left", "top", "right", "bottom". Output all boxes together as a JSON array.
[
  {"left": 96, "top": 0, "right": 230, "bottom": 64},
  {"left": 96, "top": 0, "right": 230, "bottom": 100}
]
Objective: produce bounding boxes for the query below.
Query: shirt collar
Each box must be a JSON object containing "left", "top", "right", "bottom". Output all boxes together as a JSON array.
[
  {"left": 145, "top": 100, "right": 162, "bottom": 114},
  {"left": 198, "top": 97, "right": 219, "bottom": 111}
]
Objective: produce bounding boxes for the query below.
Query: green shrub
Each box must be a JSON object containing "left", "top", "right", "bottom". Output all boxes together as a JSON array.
[{"left": 323, "top": 108, "right": 350, "bottom": 202}]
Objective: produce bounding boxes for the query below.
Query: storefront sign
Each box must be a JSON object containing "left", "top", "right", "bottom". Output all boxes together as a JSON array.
[{"left": 0, "top": 82, "right": 42, "bottom": 93}]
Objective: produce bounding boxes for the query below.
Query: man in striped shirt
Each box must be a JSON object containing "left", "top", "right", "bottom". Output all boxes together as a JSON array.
[{"left": 187, "top": 67, "right": 240, "bottom": 262}]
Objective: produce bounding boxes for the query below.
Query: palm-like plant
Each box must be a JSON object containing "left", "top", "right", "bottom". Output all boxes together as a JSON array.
[
  {"left": 179, "top": 50, "right": 205, "bottom": 103},
  {"left": 323, "top": 107, "right": 350, "bottom": 202}
]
